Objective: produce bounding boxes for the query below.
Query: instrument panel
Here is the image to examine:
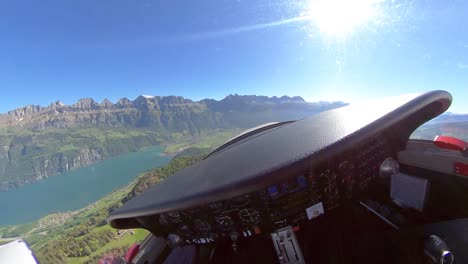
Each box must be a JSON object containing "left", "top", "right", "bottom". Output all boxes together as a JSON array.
[{"left": 153, "top": 134, "right": 394, "bottom": 244}]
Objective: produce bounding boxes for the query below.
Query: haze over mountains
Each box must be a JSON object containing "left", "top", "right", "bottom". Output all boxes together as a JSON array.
[
  {"left": 411, "top": 112, "right": 468, "bottom": 142},
  {"left": 0, "top": 95, "right": 345, "bottom": 131},
  {"left": 0, "top": 94, "right": 347, "bottom": 190},
  {"left": 426, "top": 112, "right": 468, "bottom": 124}
]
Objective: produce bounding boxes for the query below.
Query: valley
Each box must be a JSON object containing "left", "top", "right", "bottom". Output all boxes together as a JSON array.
[
  {"left": 0, "top": 94, "right": 346, "bottom": 190},
  {"left": 0, "top": 150, "right": 207, "bottom": 264},
  {"left": 0, "top": 94, "right": 465, "bottom": 263}
]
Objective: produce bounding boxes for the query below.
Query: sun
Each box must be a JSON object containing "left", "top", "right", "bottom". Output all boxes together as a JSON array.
[{"left": 305, "top": 0, "right": 383, "bottom": 36}]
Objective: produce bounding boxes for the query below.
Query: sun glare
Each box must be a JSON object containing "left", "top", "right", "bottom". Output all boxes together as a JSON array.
[{"left": 306, "top": 0, "right": 383, "bottom": 36}]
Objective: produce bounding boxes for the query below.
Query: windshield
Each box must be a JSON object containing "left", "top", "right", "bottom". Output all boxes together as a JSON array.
[{"left": 0, "top": 1, "right": 467, "bottom": 263}]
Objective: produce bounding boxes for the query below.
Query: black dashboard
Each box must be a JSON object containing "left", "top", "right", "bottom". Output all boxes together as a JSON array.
[
  {"left": 148, "top": 134, "right": 395, "bottom": 244},
  {"left": 107, "top": 91, "right": 452, "bottom": 247}
]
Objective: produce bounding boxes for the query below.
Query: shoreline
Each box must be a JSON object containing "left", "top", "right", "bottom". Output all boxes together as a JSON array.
[{"left": 0, "top": 145, "right": 170, "bottom": 227}]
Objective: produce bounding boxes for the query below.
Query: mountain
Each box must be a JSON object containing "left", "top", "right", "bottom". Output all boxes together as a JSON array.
[
  {"left": 425, "top": 112, "right": 468, "bottom": 124},
  {"left": 0, "top": 94, "right": 347, "bottom": 190},
  {"left": 0, "top": 95, "right": 345, "bottom": 131},
  {"left": 412, "top": 113, "right": 468, "bottom": 142}
]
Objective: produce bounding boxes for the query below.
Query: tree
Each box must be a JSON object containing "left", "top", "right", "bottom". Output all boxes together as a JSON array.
[{"left": 83, "top": 245, "right": 92, "bottom": 256}]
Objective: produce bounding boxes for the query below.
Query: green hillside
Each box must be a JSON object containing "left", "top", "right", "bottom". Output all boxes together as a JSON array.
[
  {"left": 0, "top": 153, "right": 205, "bottom": 264},
  {"left": 0, "top": 95, "right": 345, "bottom": 190},
  {"left": 0, "top": 127, "right": 235, "bottom": 263}
]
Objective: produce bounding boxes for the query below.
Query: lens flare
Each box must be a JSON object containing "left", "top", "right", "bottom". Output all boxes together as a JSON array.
[{"left": 306, "top": 0, "right": 384, "bottom": 36}]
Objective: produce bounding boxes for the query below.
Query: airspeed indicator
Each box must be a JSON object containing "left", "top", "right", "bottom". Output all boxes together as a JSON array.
[{"left": 238, "top": 208, "right": 261, "bottom": 225}]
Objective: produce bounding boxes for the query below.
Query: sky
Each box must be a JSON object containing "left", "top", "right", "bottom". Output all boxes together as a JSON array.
[{"left": 0, "top": 0, "right": 467, "bottom": 113}]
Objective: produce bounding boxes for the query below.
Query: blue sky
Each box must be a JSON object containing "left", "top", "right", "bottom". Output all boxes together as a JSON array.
[{"left": 1, "top": 0, "right": 467, "bottom": 113}]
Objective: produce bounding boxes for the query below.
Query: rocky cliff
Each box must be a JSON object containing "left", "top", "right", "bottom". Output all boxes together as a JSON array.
[
  {"left": 0, "top": 95, "right": 346, "bottom": 132},
  {"left": 0, "top": 94, "right": 347, "bottom": 190}
]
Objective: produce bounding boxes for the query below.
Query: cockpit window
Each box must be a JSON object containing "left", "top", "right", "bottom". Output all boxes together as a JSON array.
[
  {"left": 411, "top": 114, "right": 468, "bottom": 142},
  {"left": 0, "top": 0, "right": 467, "bottom": 263}
]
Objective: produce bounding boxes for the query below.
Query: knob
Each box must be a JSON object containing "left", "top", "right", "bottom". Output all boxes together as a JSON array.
[
  {"left": 379, "top": 157, "right": 399, "bottom": 178},
  {"left": 423, "top": 235, "right": 454, "bottom": 264},
  {"left": 167, "top": 234, "right": 183, "bottom": 248}
]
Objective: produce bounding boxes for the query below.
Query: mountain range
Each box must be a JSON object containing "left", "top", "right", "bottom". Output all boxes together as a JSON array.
[
  {"left": 1, "top": 95, "right": 345, "bottom": 131},
  {"left": 425, "top": 112, "right": 468, "bottom": 124},
  {"left": 0, "top": 94, "right": 347, "bottom": 190},
  {"left": 411, "top": 112, "right": 468, "bottom": 142}
]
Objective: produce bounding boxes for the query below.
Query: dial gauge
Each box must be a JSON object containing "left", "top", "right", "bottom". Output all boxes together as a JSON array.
[
  {"left": 320, "top": 169, "right": 337, "bottom": 181},
  {"left": 193, "top": 219, "right": 212, "bottom": 235},
  {"left": 238, "top": 208, "right": 261, "bottom": 225},
  {"left": 209, "top": 202, "right": 224, "bottom": 213},
  {"left": 269, "top": 210, "right": 282, "bottom": 221},
  {"left": 159, "top": 214, "right": 169, "bottom": 225},
  {"left": 166, "top": 211, "right": 182, "bottom": 223},
  {"left": 338, "top": 160, "right": 355, "bottom": 185},
  {"left": 177, "top": 224, "right": 193, "bottom": 238},
  {"left": 231, "top": 194, "right": 251, "bottom": 208},
  {"left": 215, "top": 215, "right": 234, "bottom": 231},
  {"left": 321, "top": 169, "right": 338, "bottom": 195},
  {"left": 182, "top": 207, "right": 200, "bottom": 216},
  {"left": 338, "top": 160, "right": 354, "bottom": 172}
]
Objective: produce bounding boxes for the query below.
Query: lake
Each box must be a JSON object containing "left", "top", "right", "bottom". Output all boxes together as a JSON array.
[{"left": 0, "top": 145, "right": 170, "bottom": 225}]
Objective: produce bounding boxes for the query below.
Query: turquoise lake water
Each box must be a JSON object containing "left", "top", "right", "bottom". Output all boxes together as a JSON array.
[{"left": 0, "top": 145, "right": 170, "bottom": 225}]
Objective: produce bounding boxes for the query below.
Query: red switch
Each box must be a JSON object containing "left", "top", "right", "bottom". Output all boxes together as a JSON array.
[
  {"left": 433, "top": 136, "right": 467, "bottom": 151},
  {"left": 253, "top": 226, "right": 261, "bottom": 234},
  {"left": 455, "top": 162, "right": 468, "bottom": 177}
]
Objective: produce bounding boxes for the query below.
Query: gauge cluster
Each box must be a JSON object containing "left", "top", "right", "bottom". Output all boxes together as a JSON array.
[{"left": 153, "top": 135, "right": 393, "bottom": 244}]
